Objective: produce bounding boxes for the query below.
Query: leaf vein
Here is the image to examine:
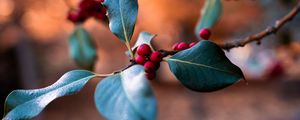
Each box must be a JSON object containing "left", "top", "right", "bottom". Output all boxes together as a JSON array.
[{"left": 167, "top": 58, "right": 238, "bottom": 76}]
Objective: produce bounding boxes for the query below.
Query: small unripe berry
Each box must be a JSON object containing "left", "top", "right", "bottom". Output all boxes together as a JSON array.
[
  {"left": 199, "top": 28, "right": 211, "bottom": 40},
  {"left": 144, "top": 61, "right": 156, "bottom": 72},
  {"left": 135, "top": 55, "right": 146, "bottom": 65},
  {"left": 145, "top": 72, "right": 156, "bottom": 80},
  {"left": 172, "top": 43, "right": 180, "bottom": 51},
  {"left": 150, "top": 51, "right": 163, "bottom": 63},
  {"left": 177, "top": 42, "right": 189, "bottom": 51},
  {"left": 137, "top": 44, "right": 152, "bottom": 56},
  {"left": 189, "top": 41, "right": 199, "bottom": 48}
]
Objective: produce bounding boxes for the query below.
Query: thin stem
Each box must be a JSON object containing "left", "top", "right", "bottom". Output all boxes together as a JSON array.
[
  {"left": 125, "top": 42, "right": 134, "bottom": 59},
  {"left": 92, "top": 62, "right": 136, "bottom": 78},
  {"left": 159, "top": 50, "right": 178, "bottom": 57},
  {"left": 94, "top": 73, "right": 115, "bottom": 77},
  {"left": 219, "top": 3, "right": 300, "bottom": 50}
]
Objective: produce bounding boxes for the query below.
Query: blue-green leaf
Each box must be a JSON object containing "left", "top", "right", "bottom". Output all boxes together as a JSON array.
[
  {"left": 167, "top": 40, "right": 244, "bottom": 92},
  {"left": 69, "top": 26, "right": 97, "bottom": 70},
  {"left": 95, "top": 65, "right": 156, "bottom": 120},
  {"left": 125, "top": 32, "right": 156, "bottom": 56},
  {"left": 3, "top": 70, "right": 95, "bottom": 120},
  {"left": 103, "top": 0, "right": 138, "bottom": 43},
  {"left": 195, "top": 0, "right": 222, "bottom": 39},
  {"left": 132, "top": 32, "right": 156, "bottom": 51}
]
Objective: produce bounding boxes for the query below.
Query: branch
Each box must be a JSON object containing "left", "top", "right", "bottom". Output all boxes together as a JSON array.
[
  {"left": 93, "top": 3, "right": 300, "bottom": 78},
  {"left": 93, "top": 62, "right": 137, "bottom": 78},
  {"left": 159, "top": 50, "right": 177, "bottom": 57},
  {"left": 95, "top": 73, "right": 115, "bottom": 77},
  {"left": 219, "top": 3, "right": 300, "bottom": 50}
]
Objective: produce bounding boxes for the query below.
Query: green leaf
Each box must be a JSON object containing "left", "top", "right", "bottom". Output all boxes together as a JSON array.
[
  {"left": 95, "top": 65, "right": 156, "bottom": 120},
  {"left": 69, "top": 26, "right": 97, "bottom": 70},
  {"left": 166, "top": 40, "right": 244, "bottom": 92},
  {"left": 103, "top": 0, "right": 138, "bottom": 43},
  {"left": 3, "top": 70, "right": 95, "bottom": 120},
  {"left": 195, "top": 0, "right": 222, "bottom": 39},
  {"left": 125, "top": 32, "right": 156, "bottom": 56}
]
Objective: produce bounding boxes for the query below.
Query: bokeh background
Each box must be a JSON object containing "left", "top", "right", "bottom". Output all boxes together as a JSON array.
[{"left": 1, "top": 0, "right": 300, "bottom": 120}]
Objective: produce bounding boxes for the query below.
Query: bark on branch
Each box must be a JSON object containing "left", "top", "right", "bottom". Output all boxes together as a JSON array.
[{"left": 219, "top": 3, "right": 300, "bottom": 50}]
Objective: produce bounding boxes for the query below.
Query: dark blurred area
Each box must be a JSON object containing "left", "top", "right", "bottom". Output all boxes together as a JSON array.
[{"left": 1, "top": 0, "right": 300, "bottom": 120}]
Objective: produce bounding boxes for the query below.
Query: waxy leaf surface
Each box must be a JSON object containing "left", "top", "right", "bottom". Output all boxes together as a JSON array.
[
  {"left": 3, "top": 70, "right": 95, "bottom": 120},
  {"left": 95, "top": 65, "right": 156, "bottom": 120},
  {"left": 167, "top": 40, "right": 244, "bottom": 92}
]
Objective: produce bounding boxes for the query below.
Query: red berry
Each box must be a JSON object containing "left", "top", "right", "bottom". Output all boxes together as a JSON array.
[
  {"left": 79, "top": 0, "right": 104, "bottom": 17},
  {"left": 135, "top": 55, "right": 146, "bottom": 65},
  {"left": 144, "top": 61, "right": 156, "bottom": 72},
  {"left": 199, "top": 28, "right": 211, "bottom": 40},
  {"left": 67, "top": 0, "right": 107, "bottom": 23},
  {"left": 145, "top": 72, "right": 156, "bottom": 80},
  {"left": 95, "top": 0, "right": 104, "bottom": 3},
  {"left": 172, "top": 43, "right": 179, "bottom": 51},
  {"left": 79, "top": 0, "right": 99, "bottom": 11},
  {"left": 137, "top": 44, "right": 152, "bottom": 56},
  {"left": 177, "top": 42, "right": 189, "bottom": 51},
  {"left": 93, "top": 12, "right": 106, "bottom": 20},
  {"left": 67, "top": 10, "right": 85, "bottom": 23},
  {"left": 267, "top": 62, "right": 284, "bottom": 78},
  {"left": 189, "top": 41, "right": 199, "bottom": 48},
  {"left": 93, "top": 7, "right": 107, "bottom": 20},
  {"left": 150, "top": 51, "right": 163, "bottom": 63}
]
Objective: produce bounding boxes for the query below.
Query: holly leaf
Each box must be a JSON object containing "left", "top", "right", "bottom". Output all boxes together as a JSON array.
[
  {"left": 125, "top": 32, "right": 156, "bottom": 56},
  {"left": 132, "top": 32, "right": 156, "bottom": 51},
  {"left": 69, "top": 26, "right": 97, "bottom": 70},
  {"left": 3, "top": 70, "right": 95, "bottom": 120},
  {"left": 166, "top": 40, "right": 244, "bottom": 92},
  {"left": 195, "top": 0, "right": 222, "bottom": 39},
  {"left": 103, "top": 0, "right": 138, "bottom": 43},
  {"left": 95, "top": 65, "right": 157, "bottom": 120}
]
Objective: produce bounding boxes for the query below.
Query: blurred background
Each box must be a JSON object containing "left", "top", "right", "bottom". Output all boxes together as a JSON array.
[{"left": 1, "top": 0, "right": 300, "bottom": 120}]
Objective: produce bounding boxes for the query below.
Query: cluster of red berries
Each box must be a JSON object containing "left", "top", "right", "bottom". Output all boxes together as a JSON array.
[
  {"left": 172, "top": 41, "right": 198, "bottom": 51},
  {"left": 172, "top": 28, "right": 211, "bottom": 51},
  {"left": 135, "top": 44, "right": 163, "bottom": 80},
  {"left": 134, "top": 28, "right": 211, "bottom": 80},
  {"left": 67, "top": 0, "right": 106, "bottom": 23}
]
